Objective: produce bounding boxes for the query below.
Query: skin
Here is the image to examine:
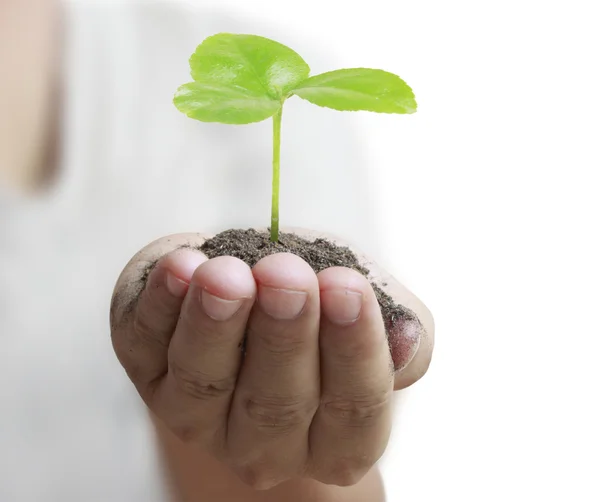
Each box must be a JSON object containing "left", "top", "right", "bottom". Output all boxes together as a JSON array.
[
  {"left": 0, "top": 0, "right": 59, "bottom": 194},
  {"left": 3, "top": 1, "right": 434, "bottom": 500},
  {"left": 110, "top": 232, "right": 434, "bottom": 500}
]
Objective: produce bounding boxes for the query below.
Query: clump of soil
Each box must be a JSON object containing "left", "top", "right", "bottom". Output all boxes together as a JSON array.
[
  {"left": 201, "top": 228, "right": 371, "bottom": 275},
  {"left": 197, "top": 229, "right": 421, "bottom": 368}
]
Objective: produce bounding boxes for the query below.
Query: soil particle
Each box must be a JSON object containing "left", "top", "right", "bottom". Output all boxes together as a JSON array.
[{"left": 199, "top": 229, "right": 422, "bottom": 368}]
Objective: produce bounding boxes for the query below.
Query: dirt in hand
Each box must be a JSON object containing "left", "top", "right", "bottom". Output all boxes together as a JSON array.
[
  {"left": 200, "top": 228, "right": 370, "bottom": 275},
  {"left": 198, "top": 229, "right": 421, "bottom": 366}
]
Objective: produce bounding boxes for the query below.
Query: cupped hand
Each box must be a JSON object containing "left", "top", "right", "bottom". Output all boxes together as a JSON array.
[{"left": 110, "top": 231, "right": 434, "bottom": 490}]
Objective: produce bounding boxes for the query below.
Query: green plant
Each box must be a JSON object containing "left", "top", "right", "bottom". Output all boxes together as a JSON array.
[{"left": 174, "top": 34, "right": 417, "bottom": 242}]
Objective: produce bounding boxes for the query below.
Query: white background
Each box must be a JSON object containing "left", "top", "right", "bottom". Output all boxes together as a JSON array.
[
  {"left": 189, "top": 1, "right": 600, "bottom": 500},
  {"left": 118, "top": 0, "right": 600, "bottom": 499}
]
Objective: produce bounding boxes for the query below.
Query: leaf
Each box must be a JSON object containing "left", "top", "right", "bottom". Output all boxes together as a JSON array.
[
  {"left": 190, "top": 34, "right": 310, "bottom": 98},
  {"left": 174, "top": 81, "right": 281, "bottom": 124},
  {"left": 174, "top": 33, "right": 310, "bottom": 124},
  {"left": 292, "top": 68, "right": 417, "bottom": 114}
]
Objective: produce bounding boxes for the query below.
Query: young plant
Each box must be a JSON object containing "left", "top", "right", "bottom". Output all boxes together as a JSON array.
[{"left": 174, "top": 34, "right": 417, "bottom": 242}]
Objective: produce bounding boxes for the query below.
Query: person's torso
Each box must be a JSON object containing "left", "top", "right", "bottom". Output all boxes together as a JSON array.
[{"left": 0, "top": 2, "right": 377, "bottom": 500}]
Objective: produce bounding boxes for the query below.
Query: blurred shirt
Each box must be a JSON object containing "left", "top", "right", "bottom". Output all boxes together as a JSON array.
[{"left": 0, "top": 1, "right": 376, "bottom": 500}]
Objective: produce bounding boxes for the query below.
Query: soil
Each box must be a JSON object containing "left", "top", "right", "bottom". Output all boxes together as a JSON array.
[{"left": 195, "top": 229, "right": 421, "bottom": 366}]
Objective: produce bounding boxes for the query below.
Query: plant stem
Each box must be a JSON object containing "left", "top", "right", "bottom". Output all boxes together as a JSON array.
[{"left": 271, "top": 106, "right": 283, "bottom": 242}]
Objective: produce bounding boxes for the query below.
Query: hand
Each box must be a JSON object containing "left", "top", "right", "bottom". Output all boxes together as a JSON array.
[{"left": 110, "top": 231, "right": 434, "bottom": 490}]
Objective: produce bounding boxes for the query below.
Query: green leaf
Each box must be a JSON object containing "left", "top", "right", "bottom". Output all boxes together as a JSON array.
[
  {"left": 174, "top": 33, "right": 310, "bottom": 124},
  {"left": 190, "top": 34, "right": 310, "bottom": 98},
  {"left": 174, "top": 81, "right": 281, "bottom": 124},
  {"left": 292, "top": 68, "right": 417, "bottom": 114}
]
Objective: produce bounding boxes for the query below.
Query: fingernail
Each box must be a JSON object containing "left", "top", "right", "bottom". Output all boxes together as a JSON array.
[
  {"left": 201, "top": 290, "right": 243, "bottom": 321},
  {"left": 165, "top": 272, "right": 190, "bottom": 298},
  {"left": 259, "top": 286, "right": 308, "bottom": 320},
  {"left": 321, "top": 289, "right": 363, "bottom": 325}
]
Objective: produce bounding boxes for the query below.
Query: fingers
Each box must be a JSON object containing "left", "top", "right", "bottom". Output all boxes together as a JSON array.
[
  {"left": 110, "top": 229, "right": 434, "bottom": 492},
  {"left": 154, "top": 256, "right": 256, "bottom": 450},
  {"left": 111, "top": 246, "right": 206, "bottom": 401},
  {"left": 288, "top": 227, "right": 435, "bottom": 391},
  {"left": 227, "top": 253, "right": 321, "bottom": 489},
  {"left": 370, "top": 264, "right": 435, "bottom": 391},
  {"left": 309, "top": 267, "right": 394, "bottom": 486}
]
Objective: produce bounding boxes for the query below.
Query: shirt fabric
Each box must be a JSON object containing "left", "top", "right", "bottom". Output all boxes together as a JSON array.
[{"left": 0, "top": 1, "right": 377, "bottom": 500}]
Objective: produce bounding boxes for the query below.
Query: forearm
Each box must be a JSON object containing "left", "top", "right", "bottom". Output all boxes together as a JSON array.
[{"left": 153, "top": 416, "right": 386, "bottom": 502}]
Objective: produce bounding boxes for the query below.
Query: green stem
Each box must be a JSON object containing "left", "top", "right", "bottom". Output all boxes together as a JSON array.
[{"left": 271, "top": 106, "right": 283, "bottom": 242}]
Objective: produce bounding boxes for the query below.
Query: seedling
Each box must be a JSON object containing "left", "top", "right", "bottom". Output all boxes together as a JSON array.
[{"left": 174, "top": 33, "right": 417, "bottom": 242}]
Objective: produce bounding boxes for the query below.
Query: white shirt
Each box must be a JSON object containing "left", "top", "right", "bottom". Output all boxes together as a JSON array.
[{"left": 0, "top": 1, "right": 377, "bottom": 500}]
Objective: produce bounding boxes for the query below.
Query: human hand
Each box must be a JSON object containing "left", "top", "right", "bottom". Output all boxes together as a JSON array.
[{"left": 110, "top": 231, "right": 434, "bottom": 490}]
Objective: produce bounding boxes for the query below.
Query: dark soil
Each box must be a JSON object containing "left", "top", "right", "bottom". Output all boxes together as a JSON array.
[{"left": 196, "top": 229, "right": 421, "bottom": 365}]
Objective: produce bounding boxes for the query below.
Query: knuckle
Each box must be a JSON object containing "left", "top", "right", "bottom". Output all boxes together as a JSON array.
[
  {"left": 169, "top": 420, "right": 226, "bottom": 452},
  {"left": 133, "top": 312, "right": 169, "bottom": 348},
  {"left": 249, "top": 325, "right": 305, "bottom": 363},
  {"left": 180, "top": 314, "right": 225, "bottom": 347},
  {"left": 170, "top": 423, "right": 200, "bottom": 444},
  {"left": 322, "top": 459, "right": 369, "bottom": 487},
  {"left": 235, "top": 463, "right": 280, "bottom": 491},
  {"left": 331, "top": 336, "right": 377, "bottom": 364},
  {"left": 321, "top": 391, "right": 390, "bottom": 428},
  {"left": 243, "top": 395, "right": 314, "bottom": 435},
  {"left": 170, "top": 361, "right": 235, "bottom": 401}
]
